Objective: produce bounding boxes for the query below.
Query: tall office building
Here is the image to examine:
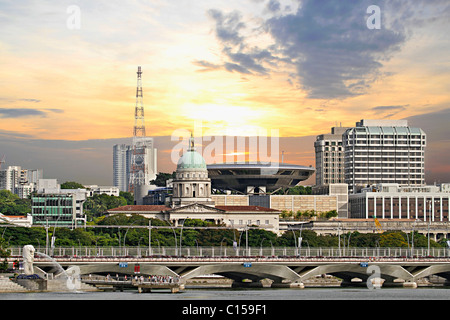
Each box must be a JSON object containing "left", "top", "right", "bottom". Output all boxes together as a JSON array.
[
  {"left": 314, "top": 126, "right": 349, "bottom": 186},
  {"left": 113, "top": 139, "right": 157, "bottom": 192},
  {"left": 113, "top": 144, "right": 132, "bottom": 192},
  {"left": 343, "top": 119, "right": 426, "bottom": 194}
]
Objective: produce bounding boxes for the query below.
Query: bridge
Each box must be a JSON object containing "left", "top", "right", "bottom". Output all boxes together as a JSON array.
[{"left": 9, "top": 246, "right": 450, "bottom": 289}]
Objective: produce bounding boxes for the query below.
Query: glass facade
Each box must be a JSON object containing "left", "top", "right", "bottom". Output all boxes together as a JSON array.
[{"left": 31, "top": 194, "right": 83, "bottom": 226}]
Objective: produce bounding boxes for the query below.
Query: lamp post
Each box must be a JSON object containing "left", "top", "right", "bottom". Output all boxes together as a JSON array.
[
  {"left": 148, "top": 219, "right": 151, "bottom": 256},
  {"left": 179, "top": 217, "right": 189, "bottom": 257}
]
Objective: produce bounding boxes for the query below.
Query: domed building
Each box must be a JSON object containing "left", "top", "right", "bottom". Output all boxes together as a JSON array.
[
  {"left": 108, "top": 133, "right": 281, "bottom": 234},
  {"left": 171, "top": 134, "right": 214, "bottom": 207}
]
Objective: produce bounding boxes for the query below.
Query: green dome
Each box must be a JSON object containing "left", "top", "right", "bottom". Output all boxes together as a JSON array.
[
  {"left": 177, "top": 150, "right": 207, "bottom": 170},
  {"left": 176, "top": 133, "right": 207, "bottom": 170}
]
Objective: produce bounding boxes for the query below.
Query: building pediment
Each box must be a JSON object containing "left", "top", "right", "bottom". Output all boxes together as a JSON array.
[{"left": 169, "top": 203, "right": 225, "bottom": 214}]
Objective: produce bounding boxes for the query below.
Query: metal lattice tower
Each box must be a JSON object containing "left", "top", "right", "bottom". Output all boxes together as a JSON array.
[{"left": 129, "top": 66, "right": 148, "bottom": 193}]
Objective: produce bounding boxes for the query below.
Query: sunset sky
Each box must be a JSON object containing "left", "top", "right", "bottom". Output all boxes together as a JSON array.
[{"left": 0, "top": 0, "right": 449, "bottom": 184}]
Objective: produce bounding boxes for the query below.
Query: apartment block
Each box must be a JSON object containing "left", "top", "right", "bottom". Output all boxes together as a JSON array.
[{"left": 343, "top": 119, "right": 426, "bottom": 194}]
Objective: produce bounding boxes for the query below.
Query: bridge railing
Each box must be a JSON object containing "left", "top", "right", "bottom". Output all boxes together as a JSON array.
[{"left": 9, "top": 246, "right": 450, "bottom": 258}]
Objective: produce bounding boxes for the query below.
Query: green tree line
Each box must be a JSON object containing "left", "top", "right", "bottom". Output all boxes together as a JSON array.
[{"left": 0, "top": 215, "right": 447, "bottom": 249}]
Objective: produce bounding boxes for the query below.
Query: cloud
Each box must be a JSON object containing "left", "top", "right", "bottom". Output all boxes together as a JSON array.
[
  {"left": 0, "top": 108, "right": 64, "bottom": 118},
  {"left": 207, "top": 9, "right": 246, "bottom": 46},
  {"left": 201, "top": 8, "right": 279, "bottom": 76},
  {"left": 0, "top": 108, "right": 47, "bottom": 118},
  {"left": 265, "top": 0, "right": 407, "bottom": 99},
  {"left": 193, "top": 60, "right": 222, "bottom": 72},
  {"left": 372, "top": 105, "right": 408, "bottom": 118},
  {"left": 266, "top": 0, "right": 280, "bottom": 13},
  {"left": 372, "top": 105, "right": 407, "bottom": 112},
  {"left": 19, "top": 99, "right": 41, "bottom": 103},
  {"left": 202, "top": 1, "right": 448, "bottom": 99}
]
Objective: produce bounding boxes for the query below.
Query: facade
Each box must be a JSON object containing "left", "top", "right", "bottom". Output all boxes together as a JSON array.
[
  {"left": 312, "top": 183, "right": 349, "bottom": 218},
  {"left": 210, "top": 194, "right": 342, "bottom": 217},
  {"left": 31, "top": 191, "right": 87, "bottom": 227},
  {"left": 314, "top": 126, "right": 349, "bottom": 186},
  {"left": 0, "top": 166, "right": 43, "bottom": 198},
  {"left": 85, "top": 185, "right": 120, "bottom": 197},
  {"left": 108, "top": 203, "right": 281, "bottom": 234},
  {"left": 113, "top": 139, "right": 157, "bottom": 192},
  {"left": 172, "top": 135, "right": 213, "bottom": 207},
  {"left": 31, "top": 179, "right": 88, "bottom": 227},
  {"left": 343, "top": 119, "right": 426, "bottom": 194},
  {"left": 113, "top": 144, "right": 132, "bottom": 192},
  {"left": 349, "top": 183, "right": 450, "bottom": 222}
]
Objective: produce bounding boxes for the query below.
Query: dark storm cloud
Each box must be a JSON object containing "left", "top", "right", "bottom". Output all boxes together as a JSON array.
[
  {"left": 202, "top": 0, "right": 448, "bottom": 99},
  {"left": 265, "top": 0, "right": 406, "bottom": 99}
]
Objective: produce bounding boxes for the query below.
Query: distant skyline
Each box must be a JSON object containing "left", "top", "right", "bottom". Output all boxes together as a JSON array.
[{"left": 0, "top": 1, "right": 449, "bottom": 185}]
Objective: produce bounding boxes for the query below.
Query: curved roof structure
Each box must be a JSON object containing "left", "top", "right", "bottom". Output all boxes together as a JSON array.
[{"left": 207, "top": 162, "right": 315, "bottom": 193}]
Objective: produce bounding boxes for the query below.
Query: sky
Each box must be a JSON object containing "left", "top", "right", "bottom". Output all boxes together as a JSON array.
[{"left": 0, "top": 0, "right": 449, "bottom": 185}]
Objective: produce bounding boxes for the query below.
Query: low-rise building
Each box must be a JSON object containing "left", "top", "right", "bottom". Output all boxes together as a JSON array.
[{"left": 349, "top": 183, "right": 450, "bottom": 222}]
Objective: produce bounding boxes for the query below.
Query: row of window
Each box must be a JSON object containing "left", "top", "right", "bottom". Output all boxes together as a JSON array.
[
  {"left": 229, "top": 219, "right": 270, "bottom": 226},
  {"left": 32, "top": 208, "right": 73, "bottom": 214}
]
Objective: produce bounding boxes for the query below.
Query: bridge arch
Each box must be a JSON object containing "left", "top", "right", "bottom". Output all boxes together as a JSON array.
[
  {"left": 180, "top": 263, "right": 301, "bottom": 284},
  {"left": 295, "top": 263, "right": 414, "bottom": 285}
]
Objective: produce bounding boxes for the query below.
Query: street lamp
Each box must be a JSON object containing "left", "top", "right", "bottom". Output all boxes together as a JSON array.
[
  {"left": 179, "top": 217, "right": 190, "bottom": 257},
  {"left": 426, "top": 199, "right": 439, "bottom": 256},
  {"left": 167, "top": 220, "right": 178, "bottom": 256}
]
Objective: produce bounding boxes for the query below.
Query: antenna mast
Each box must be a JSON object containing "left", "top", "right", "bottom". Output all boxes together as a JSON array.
[{"left": 129, "top": 66, "right": 148, "bottom": 193}]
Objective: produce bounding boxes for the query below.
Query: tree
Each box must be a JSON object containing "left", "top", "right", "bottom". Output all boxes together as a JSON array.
[
  {"left": 61, "top": 181, "right": 85, "bottom": 189},
  {"left": 0, "top": 190, "right": 31, "bottom": 215},
  {"left": 379, "top": 231, "right": 408, "bottom": 247},
  {"left": 319, "top": 210, "right": 338, "bottom": 220},
  {"left": 84, "top": 194, "right": 127, "bottom": 220},
  {"left": 287, "top": 186, "right": 312, "bottom": 195},
  {"left": 150, "top": 172, "right": 176, "bottom": 187},
  {"left": 119, "top": 191, "right": 134, "bottom": 205}
]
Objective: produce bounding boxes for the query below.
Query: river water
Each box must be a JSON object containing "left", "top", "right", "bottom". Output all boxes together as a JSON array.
[{"left": 1, "top": 287, "right": 449, "bottom": 300}]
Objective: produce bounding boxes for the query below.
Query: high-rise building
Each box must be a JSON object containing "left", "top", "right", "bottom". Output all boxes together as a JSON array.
[
  {"left": 343, "top": 119, "right": 426, "bottom": 194},
  {"left": 113, "top": 139, "right": 157, "bottom": 193},
  {"left": 314, "top": 126, "right": 349, "bottom": 186},
  {"left": 113, "top": 144, "right": 132, "bottom": 192},
  {"left": 0, "top": 166, "right": 43, "bottom": 198}
]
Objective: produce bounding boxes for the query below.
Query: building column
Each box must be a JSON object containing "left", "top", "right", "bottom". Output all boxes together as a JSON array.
[
  {"left": 390, "top": 196, "right": 393, "bottom": 219},
  {"left": 373, "top": 195, "right": 376, "bottom": 218},
  {"left": 423, "top": 196, "right": 426, "bottom": 222},
  {"left": 432, "top": 196, "right": 435, "bottom": 222},
  {"left": 415, "top": 197, "right": 418, "bottom": 220},
  {"left": 365, "top": 195, "right": 369, "bottom": 219},
  {"left": 407, "top": 196, "right": 410, "bottom": 220}
]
